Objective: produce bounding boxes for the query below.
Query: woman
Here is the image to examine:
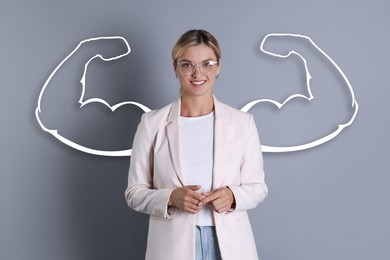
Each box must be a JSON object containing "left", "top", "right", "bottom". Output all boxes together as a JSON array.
[{"left": 125, "top": 29, "right": 268, "bottom": 260}]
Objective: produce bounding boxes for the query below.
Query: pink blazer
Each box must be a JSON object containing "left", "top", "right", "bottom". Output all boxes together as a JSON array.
[{"left": 125, "top": 97, "right": 268, "bottom": 260}]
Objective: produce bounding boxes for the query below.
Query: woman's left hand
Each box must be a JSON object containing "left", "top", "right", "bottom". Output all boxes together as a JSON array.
[{"left": 200, "top": 187, "right": 235, "bottom": 213}]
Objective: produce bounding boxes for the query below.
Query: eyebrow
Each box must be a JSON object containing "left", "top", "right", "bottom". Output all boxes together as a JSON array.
[{"left": 179, "top": 58, "right": 216, "bottom": 63}]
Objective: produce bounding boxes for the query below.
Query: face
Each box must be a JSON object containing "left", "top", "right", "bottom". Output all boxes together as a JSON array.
[{"left": 175, "top": 44, "right": 220, "bottom": 98}]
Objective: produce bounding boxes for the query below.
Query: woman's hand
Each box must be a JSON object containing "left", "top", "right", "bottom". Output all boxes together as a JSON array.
[
  {"left": 200, "top": 187, "right": 235, "bottom": 213},
  {"left": 168, "top": 185, "right": 206, "bottom": 214}
]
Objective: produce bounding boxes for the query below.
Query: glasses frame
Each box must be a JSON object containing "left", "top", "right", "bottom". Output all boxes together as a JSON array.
[{"left": 176, "top": 60, "right": 219, "bottom": 76}]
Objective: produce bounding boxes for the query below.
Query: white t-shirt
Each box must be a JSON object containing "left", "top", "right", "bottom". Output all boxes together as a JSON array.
[{"left": 179, "top": 112, "right": 215, "bottom": 226}]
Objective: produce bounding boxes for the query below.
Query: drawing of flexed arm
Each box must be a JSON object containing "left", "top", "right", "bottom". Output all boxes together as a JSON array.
[
  {"left": 242, "top": 33, "right": 358, "bottom": 152},
  {"left": 35, "top": 37, "right": 150, "bottom": 156},
  {"left": 36, "top": 34, "right": 358, "bottom": 156}
]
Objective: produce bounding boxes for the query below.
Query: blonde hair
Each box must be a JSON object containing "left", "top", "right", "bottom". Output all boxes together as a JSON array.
[{"left": 172, "top": 29, "right": 222, "bottom": 67}]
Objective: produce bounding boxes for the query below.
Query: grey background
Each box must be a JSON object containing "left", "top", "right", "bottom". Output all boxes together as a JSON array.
[{"left": 1, "top": 0, "right": 389, "bottom": 259}]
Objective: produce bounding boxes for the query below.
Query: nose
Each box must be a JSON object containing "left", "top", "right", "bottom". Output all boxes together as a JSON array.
[{"left": 191, "top": 64, "right": 202, "bottom": 77}]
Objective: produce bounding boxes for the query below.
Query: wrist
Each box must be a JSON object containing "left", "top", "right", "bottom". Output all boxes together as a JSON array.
[
  {"left": 167, "top": 188, "right": 176, "bottom": 207},
  {"left": 226, "top": 186, "right": 236, "bottom": 209}
]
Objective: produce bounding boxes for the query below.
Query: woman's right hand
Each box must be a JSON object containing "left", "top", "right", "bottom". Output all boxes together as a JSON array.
[{"left": 168, "top": 185, "right": 205, "bottom": 214}]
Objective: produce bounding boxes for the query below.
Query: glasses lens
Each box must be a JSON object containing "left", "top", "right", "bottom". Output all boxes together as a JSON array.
[
  {"left": 178, "top": 61, "right": 218, "bottom": 76},
  {"left": 200, "top": 61, "right": 215, "bottom": 75},
  {"left": 178, "top": 62, "right": 193, "bottom": 75}
]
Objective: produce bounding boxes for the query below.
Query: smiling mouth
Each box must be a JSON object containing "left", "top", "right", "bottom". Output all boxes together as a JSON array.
[{"left": 191, "top": 80, "right": 206, "bottom": 86}]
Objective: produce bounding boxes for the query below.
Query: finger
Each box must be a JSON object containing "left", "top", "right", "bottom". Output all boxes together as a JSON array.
[
  {"left": 188, "top": 185, "right": 202, "bottom": 191},
  {"left": 200, "top": 192, "right": 220, "bottom": 205},
  {"left": 209, "top": 191, "right": 231, "bottom": 209},
  {"left": 211, "top": 198, "right": 230, "bottom": 213},
  {"left": 185, "top": 196, "right": 202, "bottom": 206},
  {"left": 183, "top": 190, "right": 205, "bottom": 206},
  {"left": 213, "top": 198, "right": 229, "bottom": 210},
  {"left": 190, "top": 192, "right": 206, "bottom": 202},
  {"left": 185, "top": 187, "right": 206, "bottom": 202},
  {"left": 210, "top": 197, "right": 224, "bottom": 208},
  {"left": 183, "top": 202, "right": 202, "bottom": 212},
  {"left": 215, "top": 205, "right": 229, "bottom": 213}
]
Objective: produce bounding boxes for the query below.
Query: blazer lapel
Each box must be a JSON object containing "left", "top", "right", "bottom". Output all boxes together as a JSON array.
[
  {"left": 166, "top": 99, "right": 187, "bottom": 186},
  {"left": 166, "top": 96, "right": 228, "bottom": 188},
  {"left": 212, "top": 97, "right": 228, "bottom": 189}
]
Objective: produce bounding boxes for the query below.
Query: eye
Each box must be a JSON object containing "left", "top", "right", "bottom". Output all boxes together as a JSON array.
[
  {"left": 202, "top": 61, "right": 217, "bottom": 67},
  {"left": 181, "top": 62, "right": 193, "bottom": 68}
]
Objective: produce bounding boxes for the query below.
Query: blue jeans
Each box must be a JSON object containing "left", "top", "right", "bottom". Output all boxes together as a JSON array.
[{"left": 195, "top": 226, "right": 222, "bottom": 260}]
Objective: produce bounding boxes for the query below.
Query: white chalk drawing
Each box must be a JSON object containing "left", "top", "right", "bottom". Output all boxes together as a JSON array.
[
  {"left": 35, "top": 33, "right": 358, "bottom": 156},
  {"left": 241, "top": 33, "right": 359, "bottom": 152},
  {"left": 35, "top": 36, "right": 151, "bottom": 157}
]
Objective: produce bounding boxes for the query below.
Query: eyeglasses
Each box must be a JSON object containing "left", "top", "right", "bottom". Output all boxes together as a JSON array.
[{"left": 176, "top": 60, "right": 219, "bottom": 76}]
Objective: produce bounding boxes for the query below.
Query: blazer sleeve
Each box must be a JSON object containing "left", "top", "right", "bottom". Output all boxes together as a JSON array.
[
  {"left": 228, "top": 114, "right": 268, "bottom": 211},
  {"left": 124, "top": 113, "right": 176, "bottom": 219}
]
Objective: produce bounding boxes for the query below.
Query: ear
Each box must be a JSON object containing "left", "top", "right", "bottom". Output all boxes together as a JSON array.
[{"left": 173, "top": 62, "right": 179, "bottom": 78}]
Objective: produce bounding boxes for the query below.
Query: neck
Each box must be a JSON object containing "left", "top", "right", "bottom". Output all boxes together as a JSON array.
[{"left": 180, "top": 94, "right": 214, "bottom": 117}]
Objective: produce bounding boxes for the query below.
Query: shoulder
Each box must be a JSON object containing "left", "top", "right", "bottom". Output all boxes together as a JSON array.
[
  {"left": 215, "top": 99, "right": 252, "bottom": 122},
  {"left": 144, "top": 103, "right": 172, "bottom": 121},
  {"left": 215, "top": 99, "right": 258, "bottom": 140},
  {"left": 138, "top": 101, "right": 175, "bottom": 130}
]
